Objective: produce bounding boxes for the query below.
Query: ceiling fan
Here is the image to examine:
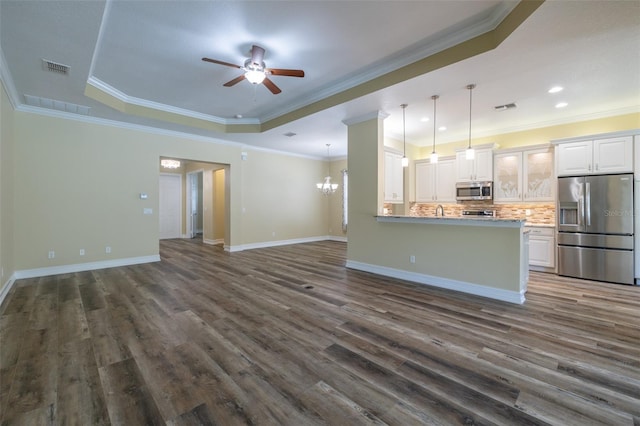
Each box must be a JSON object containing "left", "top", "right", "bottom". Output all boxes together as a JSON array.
[{"left": 202, "top": 45, "right": 304, "bottom": 94}]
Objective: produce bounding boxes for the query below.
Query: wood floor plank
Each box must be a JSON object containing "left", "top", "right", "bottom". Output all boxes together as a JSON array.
[
  {"left": 56, "top": 338, "right": 109, "bottom": 425},
  {"left": 99, "top": 357, "right": 165, "bottom": 425},
  {"left": 1, "top": 239, "right": 639, "bottom": 425}
]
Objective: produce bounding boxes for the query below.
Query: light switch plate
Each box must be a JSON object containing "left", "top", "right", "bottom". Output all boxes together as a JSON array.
[{"left": 143, "top": 208, "right": 153, "bottom": 215}]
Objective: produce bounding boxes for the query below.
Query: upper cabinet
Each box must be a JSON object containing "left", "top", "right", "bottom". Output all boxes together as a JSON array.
[
  {"left": 556, "top": 136, "right": 633, "bottom": 176},
  {"left": 494, "top": 147, "right": 554, "bottom": 202},
  {"left": 456, "top": 147, "right": 493, "bottom": 182},
  {"left": 415, "top": 158, "right": 456, "bottom": 203},
  {"left": 384, "top": 150, "right": 404, "bottom": 204}
]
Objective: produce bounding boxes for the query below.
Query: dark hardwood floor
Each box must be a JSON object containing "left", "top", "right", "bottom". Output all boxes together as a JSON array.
[{"left": 1, "top": 239, "right": 639, "bottom": 425}]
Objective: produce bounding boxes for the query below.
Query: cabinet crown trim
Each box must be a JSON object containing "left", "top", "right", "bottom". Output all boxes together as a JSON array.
[
  {"left": 494, "top": 143, "right": 552, "bottom": 154},
  {"left": 551, "top": 129, "right": 639, "bottom": 145},
  {"left": 454, "top": 142, "right": 499, "bottom": 152}
]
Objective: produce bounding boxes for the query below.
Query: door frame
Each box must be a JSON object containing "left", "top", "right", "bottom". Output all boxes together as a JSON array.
[{"left": 186, "top": 169, "right": 204, "bottom": 239}]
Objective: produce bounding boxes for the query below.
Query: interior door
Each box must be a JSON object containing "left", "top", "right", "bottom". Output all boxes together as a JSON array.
[{"left": 159, "top": 174, "right": 181, "bottom": 239}]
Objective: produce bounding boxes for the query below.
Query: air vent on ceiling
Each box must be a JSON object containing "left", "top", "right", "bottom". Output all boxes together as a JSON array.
[
  {"left": 283, "top": 132, "right": 297, "bottom": 137},
  {"left": 494, "top": 102, "right": 517, "bottom": 111},
  {"left": 24, "top": 94, "right": 91, "bottom": 115},
  {"left": 42, "top": 59, "right": 70, "bottom": 75}
]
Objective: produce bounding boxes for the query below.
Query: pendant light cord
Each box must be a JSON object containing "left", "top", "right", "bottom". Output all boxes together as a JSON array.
[
  {"left": 431, "top": 95, "right": 438, "bottom": 153},
  {"left": 467, "top": 84, "right": 475, "bottom": 149},
  {"left": 401, "top": 104, "right": 407, "bottom": 156}
]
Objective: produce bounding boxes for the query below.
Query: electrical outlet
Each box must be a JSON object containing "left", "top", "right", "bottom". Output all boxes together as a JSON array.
[
  {"left": 105, "top": 246, "right": 111, "bottom": 254},
  {"left": 272, "top": 231, "right": 276, "bottom": 237},
  {"left": 48, "top": 251, "right": 55, "bottom": 259},
  {"left": 410, "top": 255, "right": 416, "bottom": 264},
  {"left": 79, "top": 249, "right": 85, "bottom": 256}
]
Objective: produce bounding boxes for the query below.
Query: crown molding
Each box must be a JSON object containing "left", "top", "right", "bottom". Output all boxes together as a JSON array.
[
  {"left": 260, "top": 2, "right": 519, "bottom": 123},
  {"left": 0, "top": 47, "right": 20, "bottom": 109}
]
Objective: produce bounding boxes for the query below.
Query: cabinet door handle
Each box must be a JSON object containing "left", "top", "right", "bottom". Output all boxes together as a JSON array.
[{"left": 595, "top": 163, "right": 599, "bottom": 171}]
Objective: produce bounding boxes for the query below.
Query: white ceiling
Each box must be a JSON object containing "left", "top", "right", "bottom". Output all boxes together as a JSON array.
[{"left": 1, "top": 1, "right": 639, "bottom": 159}]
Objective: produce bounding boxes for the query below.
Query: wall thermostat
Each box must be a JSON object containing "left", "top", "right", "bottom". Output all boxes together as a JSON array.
[{"left": 139, "top": 193, "right": 148, "bottom": 199}]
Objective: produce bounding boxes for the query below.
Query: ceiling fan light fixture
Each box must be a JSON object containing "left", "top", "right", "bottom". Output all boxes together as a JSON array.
[{"left": 245, "top": 68, "right": 266, "bottom": 84}]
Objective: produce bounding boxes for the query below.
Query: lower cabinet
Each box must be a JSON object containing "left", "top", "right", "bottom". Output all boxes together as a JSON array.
[{"left": 526, "top": 226, "right": 555, "bottom": 270}]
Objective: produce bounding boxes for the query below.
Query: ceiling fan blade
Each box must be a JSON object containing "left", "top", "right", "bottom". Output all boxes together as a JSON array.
[
  {"left": 250, "top": 45, "right": 265, "bottom": 65},
  {"left": 223, "top": 75, "right": 246, "bottom": 87},
  {"left": 202, "top": 57, "right": 241, "bottom": 69},
  {"left": 267, "top": 68, "right": 305, "bottom": 78},
  {"left": 262, "top": 77, "right": 282, "bottom": 94}
]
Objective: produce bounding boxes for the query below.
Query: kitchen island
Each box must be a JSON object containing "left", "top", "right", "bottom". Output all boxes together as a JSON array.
[
  {"left": 346, "top": 214, "right": 529, "bottom": 304},
  {"left": 344, "top": 111, "right": 529, "bottom": 304}
]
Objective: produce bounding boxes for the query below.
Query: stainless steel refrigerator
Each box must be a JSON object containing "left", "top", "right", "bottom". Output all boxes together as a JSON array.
[{"left": 557, "top": 173, "right": 634, "bottom": 285}]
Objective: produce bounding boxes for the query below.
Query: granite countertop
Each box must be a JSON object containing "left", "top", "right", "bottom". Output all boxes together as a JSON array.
[
  {"left": 524, "top": 223, "right": 556, "bottom": 228},
  {"left": 376, "top": 215, "right": 525, "bottom": 228}
]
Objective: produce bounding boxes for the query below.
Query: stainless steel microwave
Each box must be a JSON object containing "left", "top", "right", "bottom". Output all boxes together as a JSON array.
[{"left": 456, "top": 181, "right": 493, "bottom": 201}]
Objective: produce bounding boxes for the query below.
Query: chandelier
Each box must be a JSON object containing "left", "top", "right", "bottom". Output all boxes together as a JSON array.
[{"left": 316, "top": 144, "right": 338, "bottom": 195}]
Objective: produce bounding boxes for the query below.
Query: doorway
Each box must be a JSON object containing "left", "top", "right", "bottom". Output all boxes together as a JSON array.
[
  {"left": 186, "top": 170, "right": 204, "bottom": 239},
  {"left": 159, "top": 158, "right": 228, "bottom": 247}
]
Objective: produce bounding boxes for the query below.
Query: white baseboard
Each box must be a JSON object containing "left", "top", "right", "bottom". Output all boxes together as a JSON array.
[
  {"left": 13, "top": 255, "right": 161, "bottom": 280},
  {"left": 327, "top": 235, "right": 348, "bottom": 243},
  {"left": 225, "top": 235, "right": 346, "bottom": 252},
  {"left": 203, "top": 238, "right": 224, "bottom": 246},
  {"left": 0, "top": 273, "right": 17, "bottom": 310},
  {"left": 346, "top": 260, "right": 525, "bottom": 304}
]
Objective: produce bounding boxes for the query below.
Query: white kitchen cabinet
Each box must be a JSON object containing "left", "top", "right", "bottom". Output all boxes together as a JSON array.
[
  {"left": 494, "top": 148, "right": 554, "bottom": 202},
  {"left": 456, "top": 147, "right": 493, "bottom": 182},
  {"left": 493, "top": 152, "right": 522, "bottom": 202},
  {"left": 556, "top": 136, "right": 632, "bottom": 176},
  {"left": 525, "top": 226, "right": 555, "bottom": 270},
  {"left": 415, "top": 158, "right": 455, "bottom": 202},
  {"left": 384, "top": 150, "right": 403, "bottom": 203}
]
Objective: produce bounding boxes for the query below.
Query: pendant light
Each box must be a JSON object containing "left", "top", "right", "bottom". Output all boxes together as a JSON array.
[
  {"left": 316, "top": 144, "right": 339, "bottom": 195},
  {"left": 465, "top": 84, "right": 476, "bottom": 160},
  {"left": 400, "top": 104, "right": 409, "bottom": 167},
  {"left": 430, "top": 95, "right": 439, "bottom": 164}
]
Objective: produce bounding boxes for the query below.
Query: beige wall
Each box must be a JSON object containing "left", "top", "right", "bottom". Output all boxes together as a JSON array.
[
  {"left": 1, "top": 81, "right": 15, "bottom": 292},
  {"left": 214, "top": 169, "right": 225, "bottom": 242},
  {"left": 9, "top": 109, "right": 328, "bottom": 271},
  {"left": 240, "top": 149, "right": 328, "bottom": 244}
]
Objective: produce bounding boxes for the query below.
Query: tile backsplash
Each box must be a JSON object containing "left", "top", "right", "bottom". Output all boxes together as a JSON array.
[{"left": 408, "top": 202, "right": 555, "bottom": 225}]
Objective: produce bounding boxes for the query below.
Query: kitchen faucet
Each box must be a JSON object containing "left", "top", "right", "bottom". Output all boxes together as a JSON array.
[{"left": 435, "top": 204, "right": 444, "bottom": 217}]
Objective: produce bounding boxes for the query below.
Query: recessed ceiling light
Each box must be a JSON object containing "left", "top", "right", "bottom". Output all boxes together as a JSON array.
[
  {"left": 438, "top": 126, "right": 447, "bottom": 131},
  {"left": 283, "top": 132, "right": 297, "bottom": 137},
  {"left": 548, "top": 86, "right": 563, "bottom": 94},
  {"left": 234, "top": 114, "right": 243, "bottom": 119},
  {"left": 555, "top": 102, "right": 568, "bottom": 108},
  {"left": 420, "top": 117, "right": 429, "bottom": 122}
]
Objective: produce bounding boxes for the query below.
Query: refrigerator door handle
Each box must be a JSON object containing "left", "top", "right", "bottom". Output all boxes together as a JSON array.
[{"left": 585, "top": 182, "right": 591, "bottom": 226}]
